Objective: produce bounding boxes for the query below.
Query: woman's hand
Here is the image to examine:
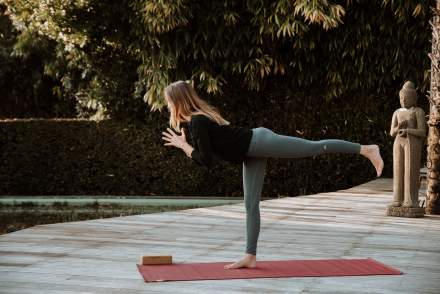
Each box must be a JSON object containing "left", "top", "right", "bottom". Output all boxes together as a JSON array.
[
  {"left": 162, "top": 127, "right": 194, "bottom": 157},
  {"left": 162, "top": 127, "right": 188, "bottom": 149}
]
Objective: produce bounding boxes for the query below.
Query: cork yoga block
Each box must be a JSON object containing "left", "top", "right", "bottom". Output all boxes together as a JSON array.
[{"left": 140, "top": 255, "right": 173, "bottom": 265}]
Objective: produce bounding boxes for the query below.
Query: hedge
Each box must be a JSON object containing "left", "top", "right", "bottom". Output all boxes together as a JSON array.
[{"left": 1, "top": 80, "right": 427, "bottom": 196}]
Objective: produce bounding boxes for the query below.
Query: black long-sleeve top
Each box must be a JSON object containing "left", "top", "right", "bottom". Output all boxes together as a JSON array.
[{"left": 183, "top": 114, "right": 253, "bottom": 170}]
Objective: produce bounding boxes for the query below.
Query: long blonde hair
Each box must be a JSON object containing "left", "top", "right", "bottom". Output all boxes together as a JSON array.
[{"left": 163, "top": 80, "right": 230, "bottom": 131}]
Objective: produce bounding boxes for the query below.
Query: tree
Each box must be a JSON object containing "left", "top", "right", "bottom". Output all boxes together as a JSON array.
[
  {"left": 426, "top": 0, "right": 440, "bottom": 215},
  {"left": 0, "top": 0, "right": 433, "bottom": 119},
  {"left": 0, "top": 4, "right": 75, "bottom": 118}
]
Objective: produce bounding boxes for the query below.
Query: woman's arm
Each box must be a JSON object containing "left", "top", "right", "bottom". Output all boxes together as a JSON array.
[
  {"left": 189, "top": 116, "right": 213, "bottom": 169},
  {"left": 181, "top": 142, "right": 194, "bottom": 158},
  {"left": 162, "top": 119, "right": 213, "bottom": 169}
]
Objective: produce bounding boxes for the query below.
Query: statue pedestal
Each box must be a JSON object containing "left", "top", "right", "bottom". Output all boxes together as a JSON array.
[{"left": 386, "top": 206, "right": 425, "bottom": 218}]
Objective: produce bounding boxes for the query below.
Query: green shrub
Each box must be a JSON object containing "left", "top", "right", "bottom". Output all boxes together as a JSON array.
[{"left": 1, "top": 80, "right": 427, "bottom": 197}]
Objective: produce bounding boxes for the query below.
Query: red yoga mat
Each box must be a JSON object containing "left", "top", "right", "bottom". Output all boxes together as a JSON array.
[{"left": 137, "top": 258, "right": 402, "bottom": 282}]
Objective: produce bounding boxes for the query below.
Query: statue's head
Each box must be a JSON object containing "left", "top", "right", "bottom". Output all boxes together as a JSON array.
[{"left": 399, "top": 81, "right": 417, "bottom": 108}]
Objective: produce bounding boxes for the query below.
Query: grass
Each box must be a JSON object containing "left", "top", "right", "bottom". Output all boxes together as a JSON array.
[{"left": 0, "top": 201, "right": 212, "bottom": 235}]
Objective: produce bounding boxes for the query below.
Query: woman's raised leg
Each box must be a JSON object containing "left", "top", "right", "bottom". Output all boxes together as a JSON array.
[
  {"left": 247, "top": 127, "right": 383, "bottom": 176},
  {"left": 247, "top": 127, "right": 360, "bottom": 158}
]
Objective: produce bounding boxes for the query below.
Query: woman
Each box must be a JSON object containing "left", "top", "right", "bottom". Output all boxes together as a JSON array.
[{"left": 161, "top": 80, "right": 384, "bottom": 270}]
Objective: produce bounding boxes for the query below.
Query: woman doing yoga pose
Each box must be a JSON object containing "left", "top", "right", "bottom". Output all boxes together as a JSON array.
[{"left": 161, "top": 80, "right": 384, "bottom": 270}]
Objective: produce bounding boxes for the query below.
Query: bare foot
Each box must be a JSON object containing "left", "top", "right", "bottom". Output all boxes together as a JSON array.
[
  {"left": 224, "top": 254, "right": 257, "bottom": 269},
  {"left": 360, "top": 144, "right": 384, "bottom": 177}
]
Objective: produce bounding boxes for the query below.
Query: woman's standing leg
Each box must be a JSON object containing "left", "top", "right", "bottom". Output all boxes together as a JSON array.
[
  {"left": 243, "top": 156, "right": 267, "bottom": 255},
  {"left": 224, "top": 156, "right": 267, "bottom": 269}
]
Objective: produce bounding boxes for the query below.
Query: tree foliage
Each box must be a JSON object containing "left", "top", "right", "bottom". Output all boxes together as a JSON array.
[
  {"left": 0, "top": 0, "right": 434, "bottom": 119},
  {"left": 0, "top": 4, "right": 73, "bottom": 118}
]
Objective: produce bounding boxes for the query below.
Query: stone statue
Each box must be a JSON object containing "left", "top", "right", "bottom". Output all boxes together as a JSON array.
[{"left": 387, "top": 81, "right": 426, "bottom": 217}]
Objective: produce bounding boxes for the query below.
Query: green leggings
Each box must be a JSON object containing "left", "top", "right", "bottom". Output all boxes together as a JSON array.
[{"left": 243, "top": 127, "right": 361, "bottom": 255}]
